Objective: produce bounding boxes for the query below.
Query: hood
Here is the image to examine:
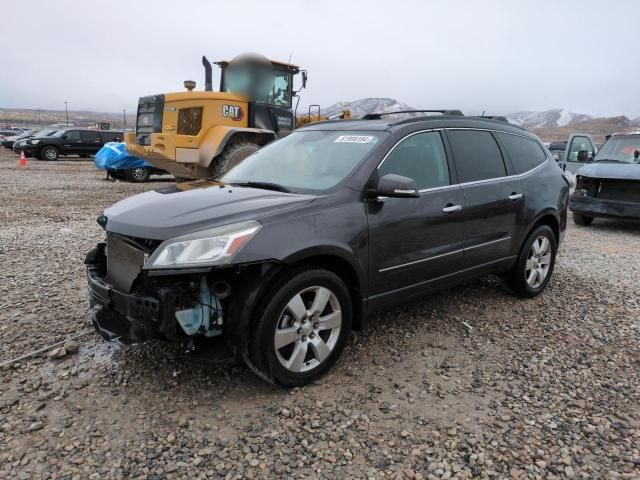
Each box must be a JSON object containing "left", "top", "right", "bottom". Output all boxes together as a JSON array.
[
  {"left": 104, "top": 182, "right": 315, "bottom": 240},
  {"left": 577, "top": 162, "right": 640, "bottom": 181}
]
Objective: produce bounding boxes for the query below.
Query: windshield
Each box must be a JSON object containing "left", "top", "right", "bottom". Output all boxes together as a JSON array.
[
  {"left": 221, "top": 130, "right": 385, "bottom": 193},
  {"left": 35, "top": 129, "right": 56, "bottom": 137},
  {"left": 594, "top": 136, "right": 640, "bottom": 163}
]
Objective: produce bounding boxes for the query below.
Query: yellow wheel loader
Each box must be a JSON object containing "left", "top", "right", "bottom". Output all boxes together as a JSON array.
[{"left": 124, "top": 54, "right": 308, "bottom": 180}]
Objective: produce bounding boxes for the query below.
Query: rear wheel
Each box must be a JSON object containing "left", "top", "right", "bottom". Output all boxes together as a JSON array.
[
  {"left": 572, "top": 212, "right": 594, "bottom": 226},
  {"left": 248, "top": 268, "right": 352, "bottom": 387},
  {"left": 212, "top": 141, "right": 259, "bottom": 177},
  {"left": 126, "top": 166, "right": 150, "bottom": 183},
  {"left": 42, "top": 146, "right": 59, "bottom": 161},
  {"left": 506, "top": 225, "right": 557, "bottom": 298}
]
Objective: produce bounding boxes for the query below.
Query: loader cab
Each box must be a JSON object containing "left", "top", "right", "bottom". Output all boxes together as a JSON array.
[{"left": 216, "top": 59, "right": 300, "bottom": 134}]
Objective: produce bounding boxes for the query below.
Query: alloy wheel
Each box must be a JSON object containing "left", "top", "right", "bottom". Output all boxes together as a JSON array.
[
  {"left": 131, "top": 167, "right": 147, "bottom": 181},
  {"left": 274, "top": 286, "right": 342, "bottom": 373},
  {"left": 525, "top": 235, "right": 552, "bottom": 288},
  {"left": 44, "top": 148, "right": 56, "bottom": 160}
]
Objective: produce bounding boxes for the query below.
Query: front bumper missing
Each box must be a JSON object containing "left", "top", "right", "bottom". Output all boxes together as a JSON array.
[
  {"left": 87, "top": 265, "right": 176, "bottom": 343},
  {"left": 570, "top": 195, "right": 640, "bottom": 220}
]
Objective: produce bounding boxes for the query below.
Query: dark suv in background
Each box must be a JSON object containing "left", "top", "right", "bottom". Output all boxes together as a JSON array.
[
  {"left": 25, "top": 128, "right": 123, "bottom": 160},
  {"left": 85, "top": 113, "right": 569, "bottom": 386}
]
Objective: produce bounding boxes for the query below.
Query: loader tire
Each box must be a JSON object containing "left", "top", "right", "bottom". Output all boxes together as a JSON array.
[{"left": 212, "top": 141, "right": 260, "bottom": 177}]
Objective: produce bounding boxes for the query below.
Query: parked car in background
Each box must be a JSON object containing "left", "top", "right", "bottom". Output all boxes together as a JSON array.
[
  {"left": 85, "top": 114, "right": 569, "bottom": 386},
  {"left": 13, "top": 129, "right": 59, "bottom": 156},
  {"left": 570, "top": 132, "right": 640, "bottom": 225},
  {"left": 24, "top": 128, "right": 123, "bottom": 161},
  {"left": 2, "top": 129, "right": 39, "bottom": 149},
  {"left": 95, "top": 142, "right": 167, "bottom": 182}
]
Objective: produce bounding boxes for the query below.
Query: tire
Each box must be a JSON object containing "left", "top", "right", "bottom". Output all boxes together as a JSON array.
[
  {"left": 572, "top": 212, "right": 594, "bottom": 226},
  {"left": 41, "top": 146, "right": 59, "bottom": 161},
  {"left": 126, "top": 167, "right": 151, "bottom": 183},
  {"left": 248, "top": 268, "right": 352, "bottom": 387},
  {"left": 506, "top": 225, "right": 557, "bottom": 298},
  {"left": 212, "top": 141, "right": 259, "bottom": 177},
  {"left": 173, "top": 175, "right": 193, "bottom": 183}
]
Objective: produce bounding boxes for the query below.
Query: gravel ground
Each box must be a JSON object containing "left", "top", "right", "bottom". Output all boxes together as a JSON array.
[{"left": 1, "top": 149, "right": 639, "bottom": 479}]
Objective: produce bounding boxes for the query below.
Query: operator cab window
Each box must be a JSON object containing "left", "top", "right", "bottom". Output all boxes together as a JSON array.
[
  {"left": 264, "top": 72, "right": 291, "bottom": 108},
  {"left": 379, "top": 131, "right": 450, "bottom": 190},
  {"left": 447, "top": 130, "right": 507, "bottom": 183}
]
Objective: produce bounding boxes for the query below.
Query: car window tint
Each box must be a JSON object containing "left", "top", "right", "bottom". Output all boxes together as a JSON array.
[
  {"left": 496, "top": 133, "right": 547, "bottom": 174},
  {"left": 567, "top": 136, "right": 592, "bottom": 162},
  {"left": 64, "top": 130, "right": 81, "bottom": 141},
  {"left": 379, "top": 131, "right": 450, "bottom": 190},
  {"left": 81, "top": 130, "right": 100, "bottom": 142},
  {"left": 447, "top": 130, "right": 506, "bottom": 183}
]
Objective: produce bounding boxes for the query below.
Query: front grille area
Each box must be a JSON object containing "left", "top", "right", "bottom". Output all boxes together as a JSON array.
[
  {"left": 136, "top": 94, "right": 164, "bottom": 145},
  {"left": 596, "top": 180, "right": 640, "bottom": 203}
]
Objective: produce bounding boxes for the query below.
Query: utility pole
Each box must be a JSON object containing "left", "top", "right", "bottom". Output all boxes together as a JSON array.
[
  {"left": 37, "top": 109, "right": 42, "bottom": 127},
  {"left": 65, "top": 101, "right": 69, "bottom": 126},
  {"left": 123, "top": 109, "right": 126, "bottom": 130}
]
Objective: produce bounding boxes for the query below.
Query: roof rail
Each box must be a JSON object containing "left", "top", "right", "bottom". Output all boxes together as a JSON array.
[
  {"left": 477, "top": 115, "right": 510, "bottom": 123},
  {"left": 362, "top": 109, "right": 464, "bottom": 120}
]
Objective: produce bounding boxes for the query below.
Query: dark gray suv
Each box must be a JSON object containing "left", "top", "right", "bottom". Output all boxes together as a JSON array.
[{"left": 85, "top": 113, "right": 570, "bottom": 386}]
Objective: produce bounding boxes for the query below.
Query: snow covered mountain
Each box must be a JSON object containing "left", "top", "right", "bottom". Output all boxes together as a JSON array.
[
  {"left": 319, "top": 98, "right": 416, "bottom": 119},
  {"left": 507, "top": 109, "right": 593, "bottom": 129}
]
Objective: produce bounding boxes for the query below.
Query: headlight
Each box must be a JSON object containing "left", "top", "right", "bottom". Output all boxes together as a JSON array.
[
  {"left": 30, "top": 139, "right": 39, "bottom": 145},
  {"left": 144, "top": 220, "right": 261, "bottom": 269}
]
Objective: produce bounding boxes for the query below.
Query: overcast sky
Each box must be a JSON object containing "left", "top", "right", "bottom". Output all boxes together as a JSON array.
[{"left": 2, "top": 0, "right": 639, "bottom": 118}]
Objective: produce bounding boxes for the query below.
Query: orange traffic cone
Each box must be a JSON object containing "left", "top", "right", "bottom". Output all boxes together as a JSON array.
[{"left": 18, "top": 151, "right": 27, "bottom": 167}]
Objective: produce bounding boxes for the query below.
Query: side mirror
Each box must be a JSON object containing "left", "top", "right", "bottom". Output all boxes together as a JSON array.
[
  {"left": 369, "top": 174, "right": 419, "bottom": 199},
  {"left": 577, "top": 150, "right": 590, "bottom": 162},
  {"left": 301, "top": 71, "right": 308, "bottom": 89}
]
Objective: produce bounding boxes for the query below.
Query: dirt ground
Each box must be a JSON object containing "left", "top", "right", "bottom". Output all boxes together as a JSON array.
[{"left": 0, "top": 149, "right": 639, "bottom": 479}]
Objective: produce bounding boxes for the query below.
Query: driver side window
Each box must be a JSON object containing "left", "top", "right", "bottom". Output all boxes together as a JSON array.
[
  {"left": 379, "top": 131, "right": 450, "bottom": 190},
  {"left": 568, "top": 136, "right": 592, "bottom": 162}
]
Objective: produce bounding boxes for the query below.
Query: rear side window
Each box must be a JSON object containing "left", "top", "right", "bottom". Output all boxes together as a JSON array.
[
  {"left": 81, "top": 130, "right": 100, "bottom": 142},
  {"left": 496, "top": 133, "right": 547, "bottom": 174},
  {"left": 447, "top": 130, "right": 506, "bottom": 183},
  {"left": 379, "top": 131, "right": 450, "bottom": 190}
]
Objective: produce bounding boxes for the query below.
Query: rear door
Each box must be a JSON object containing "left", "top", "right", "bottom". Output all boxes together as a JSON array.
[
  {"left": 445, "top": 129, "right": 525, "bottom": 268},
  {"left": 367, "top": 130, "right": 465, "bottom": 299},
  {"left": 80, "top": 130, "right": 102, "bottom": 154},
  {"left": 563, "top": 133, "right": 596, "bottom": 173}
]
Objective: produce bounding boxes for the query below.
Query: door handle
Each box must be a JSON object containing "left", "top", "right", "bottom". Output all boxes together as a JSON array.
[
  {"left": 442, "top": 204, "right": 462, "bottom": 214},
  {"left": 509, "top": 193, "right": 523, "bottom": 201}
]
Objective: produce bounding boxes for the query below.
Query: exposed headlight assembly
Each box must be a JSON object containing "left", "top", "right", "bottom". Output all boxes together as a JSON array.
[{"left": 145, "top": 220, "right": 261, "bottom": 269}]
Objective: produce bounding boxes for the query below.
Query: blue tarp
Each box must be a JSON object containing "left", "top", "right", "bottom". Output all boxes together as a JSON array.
[{"left": 95, "top": 142, "right": 152, "bottom": 171}]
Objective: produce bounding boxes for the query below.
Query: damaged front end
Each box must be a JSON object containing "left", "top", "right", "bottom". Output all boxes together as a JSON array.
[{"left": 84, "top": 230, "right": 274, "bottom": 351}]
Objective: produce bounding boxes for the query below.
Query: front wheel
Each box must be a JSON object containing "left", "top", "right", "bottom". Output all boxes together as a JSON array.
[
  {"left": 506, "top": 225, "right": 557, "bottom": 298},
  {"left": 572, "top": 212, "right": 594, "bottom": 226},
  {"left": 41, "top": 146, "right": 59, "bottom": 161},
  {"left": 212, "top": 141, "right": 259, "bottom": 177},
  {"left": 126, "top": 166, "right": 150, "bottom": 183},
  {"left": 248, "top": 268, "right": 352, "bottom": 387}
]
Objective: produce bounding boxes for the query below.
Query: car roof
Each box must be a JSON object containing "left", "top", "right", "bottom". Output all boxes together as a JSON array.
[{"left": 300, "top": 115, "right": 534, "bottom": 138}]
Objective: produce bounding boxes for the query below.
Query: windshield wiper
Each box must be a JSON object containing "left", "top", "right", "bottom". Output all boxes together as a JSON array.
[
  {"left": 229, "top": 181, "right": 291, "bottom": 193},
  {"left": 594, "top": 158, "right": 626, "bottom": 163}
]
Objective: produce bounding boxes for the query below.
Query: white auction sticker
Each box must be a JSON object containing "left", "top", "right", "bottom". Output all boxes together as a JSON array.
[{"left": 334, "top": 135, "right": 375, "bottom": 144}]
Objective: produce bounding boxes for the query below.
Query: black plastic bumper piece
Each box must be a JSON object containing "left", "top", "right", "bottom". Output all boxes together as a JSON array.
[
  {"left": 570, "top": 195, "right": 640, "bottom": 220},
  {"left": 87, "top": 266, "right": 174, "bottom": 343}
]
